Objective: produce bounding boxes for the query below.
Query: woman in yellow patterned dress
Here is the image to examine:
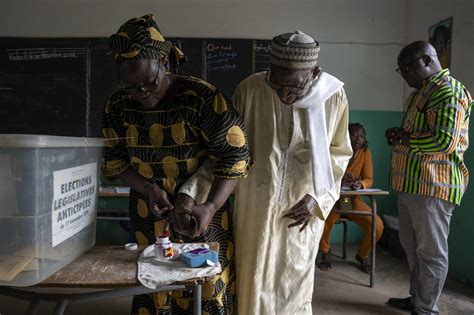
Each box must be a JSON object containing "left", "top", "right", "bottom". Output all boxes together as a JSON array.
[{"left": 102, "top": 14, "right": 251, "bottom": 315}]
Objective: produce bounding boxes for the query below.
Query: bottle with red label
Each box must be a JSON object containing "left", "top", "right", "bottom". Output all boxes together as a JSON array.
[{"left": 154, "top": 231, "right": 174, "bottom": 259}]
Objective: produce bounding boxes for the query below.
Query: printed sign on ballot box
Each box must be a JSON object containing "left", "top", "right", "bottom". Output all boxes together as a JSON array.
[{"left": 51, "top": 162, "right": 97, "bottom": 247}]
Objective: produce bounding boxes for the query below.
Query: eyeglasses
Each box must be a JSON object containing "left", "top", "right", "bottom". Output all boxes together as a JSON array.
[
  {"left": 265, "top": 70, "right": 312, "bottom": 94},
  {"left": 118, "top": 65, "right": 161, "bottom": 95},
  {"left": 395, "top": 55, "right": 425, "bottom": 75}
]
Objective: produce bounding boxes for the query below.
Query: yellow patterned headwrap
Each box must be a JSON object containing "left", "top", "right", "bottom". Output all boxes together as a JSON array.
[
  {"left": 110, "top": 14, "right": 172, "bottom": 62},
  {"left": 169, "top": 45, "right": 187, "bottom": 70}
]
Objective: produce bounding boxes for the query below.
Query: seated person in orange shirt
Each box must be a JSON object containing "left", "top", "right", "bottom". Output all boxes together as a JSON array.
[{"left": 318, "top": 123, "right": 384, "bottom": 273}]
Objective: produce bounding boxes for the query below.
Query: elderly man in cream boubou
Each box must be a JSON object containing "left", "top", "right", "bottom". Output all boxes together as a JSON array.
[{"left": 181, "top": 30, "right": 352, "bottom": 314}]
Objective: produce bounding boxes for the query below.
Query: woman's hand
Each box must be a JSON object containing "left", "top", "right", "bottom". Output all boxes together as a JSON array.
[
  {"left": 144, "top": 183, "right": 174, "bottom": 218},
  {"left": 350, "top": 181, "right": 362, "bottom": 190},
  {"left": 342, "top": 173, "right": 354, "bottom": 187}
]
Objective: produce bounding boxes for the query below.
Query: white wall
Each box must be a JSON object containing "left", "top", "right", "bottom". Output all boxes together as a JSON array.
[
  {"left": 0, "top": 0, "right": 409, "bottom": 110},
  {"left": 406, "top": 0, "right": 474, "bottom": 92}
]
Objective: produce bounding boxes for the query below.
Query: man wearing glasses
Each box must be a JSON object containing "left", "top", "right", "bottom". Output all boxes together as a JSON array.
[
  {"left": 386, "top": 41, "right": 472, "bottom": 315},
  {"left": 230, "top": 30, "right": 352, "bottom": 314}
]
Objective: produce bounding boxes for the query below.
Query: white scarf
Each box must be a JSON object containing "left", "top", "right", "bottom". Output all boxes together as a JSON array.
[{"left": 292, "top": 72, "right": 344, "bottom": 204}]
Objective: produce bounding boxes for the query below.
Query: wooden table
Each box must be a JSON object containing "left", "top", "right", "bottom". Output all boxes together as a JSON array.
[
  {"left": 335, "top": 190, "right": 389, "bottom": 288},
  {"left": 0, "top": 244, "right": 218, "bottom": 315}
]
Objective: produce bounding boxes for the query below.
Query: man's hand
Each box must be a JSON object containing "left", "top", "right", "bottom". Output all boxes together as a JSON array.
[
  {"left": 180, "top": 202, "right": 217, "bottom": 237},
  {"left": 400, "top": 129, "right": 411, "bottom": 146},
  {"left": 144, "top": 183, "right": 174, "bottom": 218},
  {"left": 168, "top": 211, "right": 197, "bottom": 237},
  {"left": 385, "top": 127, "right": 400, "bottom": 146},
  {"left": 168, "top": 194, "right": 198, "bottom": 237},
  {"left": 282, "top": 194, "right": 318, "bottom": 232},
  {"left": 385, "top": 127, "right": 411, "bottom": 146},
  {"left": 174, "top": 193, "right": 196, "bottom": 213}
]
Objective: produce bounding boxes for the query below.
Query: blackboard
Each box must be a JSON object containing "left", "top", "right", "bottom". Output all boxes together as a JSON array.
[
  {"left": 253, "top": 40, "right": 272, "bottom": 73},
  {"left": 0, "top": 38, "right": 89, "bottom": 136},
  {"left": 0, "top": 37, "right": 271, "bottom": 137},
  {"left": 203, "top": 39, "right": 253, "bottom": 97},
  {"left": 90, "top": 38, "right": 117, "bottom": 138}
]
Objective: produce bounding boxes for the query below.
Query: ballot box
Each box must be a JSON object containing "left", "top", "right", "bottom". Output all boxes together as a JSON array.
[{"left": 0, "top": 134, "right": 102, "bottom": 286}]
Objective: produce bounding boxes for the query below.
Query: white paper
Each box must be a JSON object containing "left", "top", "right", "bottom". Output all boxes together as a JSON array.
[
  {"left": 22, "top": 259, "right": 39, "bottom": 271},
  {"left": 99, "top": 186, "right": 115, "bottom": 193},
  {"left": 0, "top": 255, "right": 32, "bottom": 281},
  {"left": 51, "top": 162, "right": 97, "bottom": 247},
  {"left": 355, "top": 188, "right": 382, "bottom": 192},
  {"left": 115, "top": 186, "right": 130, "bottom": 194}
]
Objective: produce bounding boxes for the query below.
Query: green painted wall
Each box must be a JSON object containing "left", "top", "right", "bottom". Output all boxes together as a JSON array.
[{"left": 447, "top": 126, "right": 474, "bottom": 286}]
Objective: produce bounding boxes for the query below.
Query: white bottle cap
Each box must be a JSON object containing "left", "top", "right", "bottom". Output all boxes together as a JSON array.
[
  {"left": 156, "top": 236, "right": 170, "bottom": 243},
  {"left": 125, "top": 243, "right": 138, "bottom": 251}
]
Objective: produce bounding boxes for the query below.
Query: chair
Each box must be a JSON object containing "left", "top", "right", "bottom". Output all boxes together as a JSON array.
[{"left": 335, "top": 217, "right": 348, "bottom": 259}]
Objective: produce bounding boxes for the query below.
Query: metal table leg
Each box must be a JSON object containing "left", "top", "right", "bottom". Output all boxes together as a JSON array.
[
  {"left": 26, "top": 297, "right": 41, "bottom": 315},
  {"left": 53, "top": 299, "right": 69, "bottom": 315},
  {"left": 370, "top": 196, "right": 377, "bottom": 288},
  {"left": 193, "top": 283, "right": 202, "bottom": 315}
]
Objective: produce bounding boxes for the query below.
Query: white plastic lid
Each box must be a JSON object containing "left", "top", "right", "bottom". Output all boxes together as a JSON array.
[
  {"left": 155, "top": 236, "right": 170, "bottom": 243},
  {"left": 0, "top": 134, "right": 103, "bottom": 148},
  {"left": 124, "top": 243, "right": 138, "bottom": 251}
]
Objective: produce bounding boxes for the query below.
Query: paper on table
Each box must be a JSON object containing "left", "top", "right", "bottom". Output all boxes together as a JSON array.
[
  {"left": 15, "top": 243, "right": 74, "bottom": 260},
  {"left": 0, "top": 255, "right": 33, "bottom": 281},
  {"left": 100, "top": 186, "right": 115, "bottom": 193},
  {"left": 22, "top": 258, "right": 39, "bottom": 271},
  {"left": 115, "top": 187, "right": 130, "bottom": 194},
  {"left": 100, "top": 186, "right": 130, "bottom": 194},
  {"left": 355, "top": 188, "right": 382, "bottom": 192}
]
